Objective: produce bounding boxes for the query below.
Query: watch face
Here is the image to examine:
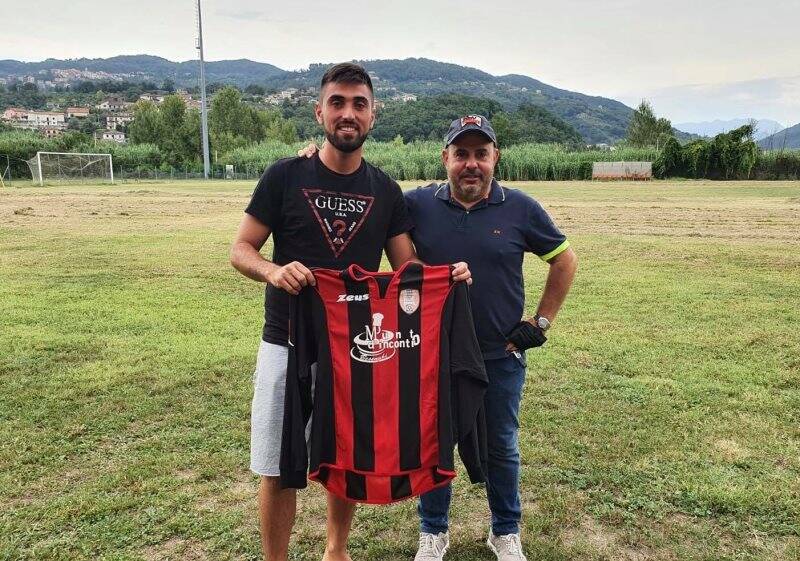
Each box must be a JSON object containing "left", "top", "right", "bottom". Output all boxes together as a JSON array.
[{"left": 537, "top": 316, "right": 551, "bottom": 330}]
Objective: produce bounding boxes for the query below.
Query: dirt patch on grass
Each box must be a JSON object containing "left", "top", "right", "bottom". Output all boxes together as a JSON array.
[
  {"left": 712, "top": 438, "right": 750, "bottom": 462},
  {"left": 194, "top": 470, "right": 257, "bottom": 512},
  {"left": 174, "top": 468, "right": 199, "bottom": 482},
  {"left": 141, "top": 537, "right": 208, "bottom": 561},
  {"left": 562, "top": 515, "right": 618, "bottom": 552}
]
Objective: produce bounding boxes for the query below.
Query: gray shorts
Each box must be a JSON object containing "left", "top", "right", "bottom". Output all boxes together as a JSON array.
[{"left": 249, "top": 341, "right": 314, "bottom": 477}]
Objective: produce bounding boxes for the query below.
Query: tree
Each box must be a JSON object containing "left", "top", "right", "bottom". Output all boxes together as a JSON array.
[
  {"left": 75, "top": 81, "right": 97, "bottom": 94},
  {"left": 503, "top": 104, "right": 582, "bottom": 147},
  {"left": 245, "top": 84, "right": 266, "bottom": 96},
  {"left": 626, "top": 100, "right": 674, "bottom": 148},
  {"left": 160, "top": 95, "right": 190, "bottom": 164},
  {"left": 161, "top": 78, "right": 176, "bottom": 93},
  {"left": 491, "top": 113, "right": 516, "bottom": 148},
  {"left": 209, "top": 86, "right": 297, "bottom": 150},
  {"left": 128, "top": 101, "right": 164, "bottom": 145}
]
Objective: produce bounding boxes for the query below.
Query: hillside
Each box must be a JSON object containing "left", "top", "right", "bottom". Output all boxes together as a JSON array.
[
  {"left": 758, "top": 122, "right": 800, "bottom": 150},
  {"left": 0, "top": 55, "right": 634, "bottom": 143},
  {"left": 0, "top": 55, "right": 285, "bottom": 87},
  {"left": 263, "top": 58, "right": 633, "bottom": 144}
]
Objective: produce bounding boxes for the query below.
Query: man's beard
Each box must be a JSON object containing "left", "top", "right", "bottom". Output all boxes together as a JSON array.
[
  {"left": 325, "top": 123, "right": 369, "bottom": 153},
  {"left": 450, "top": 171, "right": 491, "bottom": 203}
]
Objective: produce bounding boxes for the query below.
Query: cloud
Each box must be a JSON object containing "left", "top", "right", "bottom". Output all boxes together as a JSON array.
[
  {"left": 624, "top": 75, "right": 800, "bottom": 125},
  {"left": 215, "top": 7, "right": 306, "bottom": 24}
]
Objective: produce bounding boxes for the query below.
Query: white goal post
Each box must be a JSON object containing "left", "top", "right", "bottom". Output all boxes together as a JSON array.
[{"left": 26, "top": 152, "right": 114, "bottom": 186}]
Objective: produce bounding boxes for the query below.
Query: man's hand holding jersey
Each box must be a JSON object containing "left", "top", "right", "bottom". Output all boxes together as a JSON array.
[
  {"left": 269, "top": 260, "right": 471, "bottom": 295},
  {"left": 267, "top": 261, "right": 316, "bottom": 295}
]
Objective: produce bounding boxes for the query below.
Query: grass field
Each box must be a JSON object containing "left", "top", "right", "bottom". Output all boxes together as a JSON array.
[{"left": 1, "top": 179, "right": 799, "bottom": 561}]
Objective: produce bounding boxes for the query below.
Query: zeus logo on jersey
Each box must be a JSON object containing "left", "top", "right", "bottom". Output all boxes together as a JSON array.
[
  {"left": 302, "top": 188, "right": 375, "bottom": 258},
  {"left": 350, "top": 313, "right": 421, "bottom": 363},
  {"left": 338, "top": 293, "right": 369, "bottom": 302}
]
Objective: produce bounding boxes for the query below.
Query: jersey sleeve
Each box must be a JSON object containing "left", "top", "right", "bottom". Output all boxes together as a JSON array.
[
  {"left": 523, "top": 199, "right": 570, "bottom": 261},
  {"left": 386, "top": 180, "right": 414, "bottom": 238},
  {"left": 245, "top": 162, "right": 285, "bottom": 230},
  {"left": 280, "top": 287, "right": 318, "bottom": 490},
  {"left": 448, "top": 281, "right": 489, "bottom": 483}
]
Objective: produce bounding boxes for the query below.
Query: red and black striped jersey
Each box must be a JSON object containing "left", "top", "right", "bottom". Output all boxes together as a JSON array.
[{"left": 280, "top": 262, "right": 488, "bottom": 504}]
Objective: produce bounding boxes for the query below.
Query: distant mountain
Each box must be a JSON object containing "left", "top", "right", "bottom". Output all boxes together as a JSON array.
[
  {"left": 0, "top": 55, "right": 285, "bottom": 86},
  {"left": 674, "top": 118, "right": 785, "bottom": 140},
  {"left": 0, "top": 55, "right": 635, "bottom": 143},
  {"left": 262, "top": 58, "right": 634, "bottom": 144},
  {"left": 758, "top": 122, "right": 800, "bottom": 150}
]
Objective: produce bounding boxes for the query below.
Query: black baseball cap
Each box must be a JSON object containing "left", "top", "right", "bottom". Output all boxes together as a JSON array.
[{"left": 444, "top": 114, "right": 497, "bottom": 146}]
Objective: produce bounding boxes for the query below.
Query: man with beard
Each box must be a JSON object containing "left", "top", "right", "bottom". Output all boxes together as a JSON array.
[
  {"left": 230, "top": 63, "right": 470, "bottom": 561},
  {"left": 406, "top": 116, "right": 577, "bottom": 561}
]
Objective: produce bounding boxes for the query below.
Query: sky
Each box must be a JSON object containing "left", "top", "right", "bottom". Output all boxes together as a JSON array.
[{"left": 5, "top": 0, "right": 800, "bottom": 125}]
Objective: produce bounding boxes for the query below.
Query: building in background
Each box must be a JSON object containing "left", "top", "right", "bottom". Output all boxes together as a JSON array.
[
  {"left": 66, "top": 107, "right": 91, "bottom": 119},
  {"left": 106, "top": 114, "right": 133, "bottom": 130},
  {"left": 96, "top": 130, "right": 127, "bottom": 143}
]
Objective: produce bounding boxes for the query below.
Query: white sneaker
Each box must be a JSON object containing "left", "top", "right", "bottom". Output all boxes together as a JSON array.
[
  {"left": 414, "top": 531, "right": 449, "bottom": 561},
  {"left": 487, "top": 531, "right": 527, "bottom": 561}
]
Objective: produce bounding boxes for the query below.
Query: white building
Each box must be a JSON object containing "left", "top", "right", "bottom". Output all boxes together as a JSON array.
[
  {"left": 25, "top": 111, "right": 66, "bottom": 127},
  {"left": 106, "top": 113, "right": 133, "bottom": 130},
  {"left": 66, "top": 107, "right": 90, "bottom": 119},
  {"left": 139, "top": 92, "right": 165, "bottom": 104},
  {"left": 96, "top": 97, "right": 131, "bottom": 112},
  {"left": 97, "top": 130, "right": 127, "bottom": 143}
]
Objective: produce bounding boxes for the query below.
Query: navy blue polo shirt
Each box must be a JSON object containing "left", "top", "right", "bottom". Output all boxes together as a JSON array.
[{"left": 405, "top": 180, "right": 569, "bottom": 360}]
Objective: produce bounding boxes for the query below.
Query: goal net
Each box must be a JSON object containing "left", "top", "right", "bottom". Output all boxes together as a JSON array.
[{"left": 26, "top": 152, "right": 114, "bottom": 186}]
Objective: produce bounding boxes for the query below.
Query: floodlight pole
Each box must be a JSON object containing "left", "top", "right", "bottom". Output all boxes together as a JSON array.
[{"left": 197, "top": 0, "right": 211, "bottom": 180}]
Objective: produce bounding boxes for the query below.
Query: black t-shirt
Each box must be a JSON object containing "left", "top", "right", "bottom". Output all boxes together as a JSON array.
[{"left": 245, "top": 154, "right": 413, "bottom": 345}]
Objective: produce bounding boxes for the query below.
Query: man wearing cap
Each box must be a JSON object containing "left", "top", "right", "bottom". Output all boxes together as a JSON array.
[
  {"left": 297, "top": 114, "right": 576, "bottom": 560},
  {"left": 406, "top": 115, "right": 577, "bottom": 561}
]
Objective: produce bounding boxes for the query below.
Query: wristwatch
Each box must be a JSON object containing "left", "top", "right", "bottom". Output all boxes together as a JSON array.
[{"left": 534, "top": 314, "right": 551, "bottom": 331}]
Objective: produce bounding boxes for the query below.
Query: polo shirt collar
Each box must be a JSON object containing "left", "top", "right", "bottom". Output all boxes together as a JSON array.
[{"left": 435, "top": 179, "right": 505, "bottom": 205}]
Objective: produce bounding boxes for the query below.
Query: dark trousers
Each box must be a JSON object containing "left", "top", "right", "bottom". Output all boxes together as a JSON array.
[{"left": 418, "top": 354, "right": 525, "bottom": 536}]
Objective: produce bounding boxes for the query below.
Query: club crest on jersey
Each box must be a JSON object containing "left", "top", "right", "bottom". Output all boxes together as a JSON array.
[
  {"left": 302, "top": 188, "right": 374, "bottom": 258},
  {"left": 351, "top": 313, "right": 421, "bottom": 363},
  {"left": 399, "top": 289, "right": 420, "bottom": 315}
]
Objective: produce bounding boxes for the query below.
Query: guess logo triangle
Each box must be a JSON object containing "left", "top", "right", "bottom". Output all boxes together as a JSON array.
[{"left": 302, "top": 188, "right": 375, "bottom": 257}]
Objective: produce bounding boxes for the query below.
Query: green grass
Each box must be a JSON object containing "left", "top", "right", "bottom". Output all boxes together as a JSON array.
[{"left": 1, "top": 179, "right": 799, "bottom": 560}]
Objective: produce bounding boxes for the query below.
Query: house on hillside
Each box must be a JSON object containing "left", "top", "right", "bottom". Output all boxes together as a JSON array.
[
  {"left": 66, "top": 107, "right": 90, "bottom": 119},
  {"left": 176, "top": 90, "right": 201, "bottom": 110},
  {"left": 96, "top": 130, "right": 127, "bottom": 143},
  {"left": 41, "top": 127, "right": 65, "bottom": 139},
  {"left": 106, "top": 113, "right": 133, "bottom": 130},
  {"left": 2, "top": 107, "right": 28, "bottom": 121},
  {"left": 139, "top": 92, "right": 166, "bottom": 104},
  {"left": 96, "top": 97, "right": 131, "bottom": 112},
  {"left": 25, "top": 111, "right": 66, "bottom": 128}
]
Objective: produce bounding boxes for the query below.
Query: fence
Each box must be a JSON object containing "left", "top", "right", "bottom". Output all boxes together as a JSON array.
[
  {"left": 592, "top": 161, "right": 653, "bottom": 180},
  {"left": 112, "top": 165, "right": 265, "bottom": 182}
]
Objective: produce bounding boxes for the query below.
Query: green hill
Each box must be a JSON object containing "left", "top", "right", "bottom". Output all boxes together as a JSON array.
[{"left": 0, "top": 55, "right": 634, "bottom": 143}]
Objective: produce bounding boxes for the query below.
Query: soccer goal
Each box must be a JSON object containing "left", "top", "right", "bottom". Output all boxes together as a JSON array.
[{"left": 26, "top": 152, "right": 114, "bottom": 186}]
